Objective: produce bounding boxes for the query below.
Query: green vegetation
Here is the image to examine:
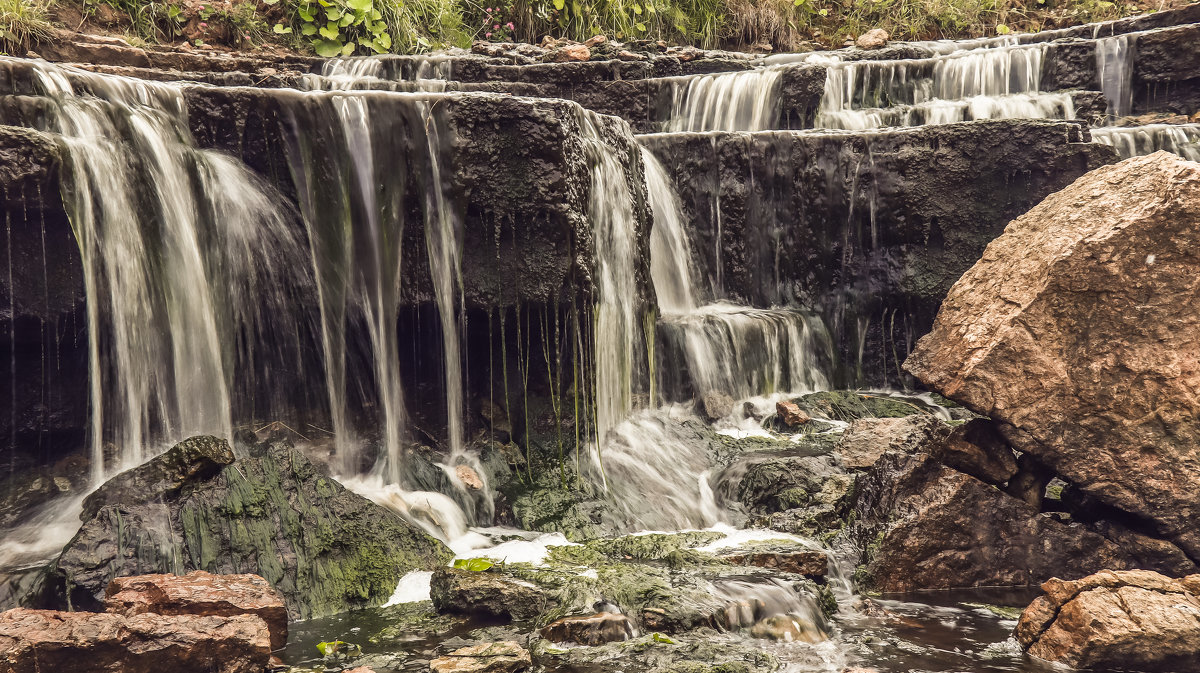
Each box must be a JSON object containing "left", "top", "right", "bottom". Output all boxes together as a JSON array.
[
  {"left": 1, "top": 0, "right": 53, "bottom": 52},
  {"left": 30, "top": 0, "right": 1168, "bottom": 56}
]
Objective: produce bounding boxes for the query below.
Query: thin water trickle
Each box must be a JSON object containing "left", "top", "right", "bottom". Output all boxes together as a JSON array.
[{"left": 1096, "top": 35, "right": 1135, "bottom": 121}]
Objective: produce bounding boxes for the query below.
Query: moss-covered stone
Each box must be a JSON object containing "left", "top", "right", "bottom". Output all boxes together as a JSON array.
[{"left": 41, "top": 433, "right": 452, "bottom": 620}]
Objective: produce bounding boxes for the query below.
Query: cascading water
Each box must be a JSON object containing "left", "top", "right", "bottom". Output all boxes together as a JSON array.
[
  {"left": 1092, "top": 123, "right": 1200, "bottom": 160},
  {"left": 815, "top": 44, "right": 1063, "bottom": 130},
  {"left": 665, "top": 67, "right": 786, "bottom": 132}
]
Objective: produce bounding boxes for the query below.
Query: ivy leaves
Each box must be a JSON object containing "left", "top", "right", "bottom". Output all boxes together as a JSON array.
[{"left": 287, "top": 0, "right": 394, "bottom": 57}]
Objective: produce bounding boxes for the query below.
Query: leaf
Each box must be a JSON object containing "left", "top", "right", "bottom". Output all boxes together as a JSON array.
[
  {"left": 632, "top": 3, "right": 642, "bottom": 13},
  {"left": 273, "top": 23, "right": 293, "bottom": 33},
  {"left": 340, "top": 41, "right": 356, "bottom": 56},
  {"left": 553, "top": 0, "right": 564, "bottom": 9},
  {"left": 316, "top": 641, "right": 341, "bottom": 656},
  {"left": 377, "top": 31, "right": 392, "bottom": 49},
  {"left": 635, "top": 22, "right": 647, "bottom": 32},
  {"left": 325, "top": 7, "right": 342, "bottom": 20},
  {"left": 347, "top": 0, "right": 373, "bottom": 10},
  {"left": 452, "top": 558, "right": 494, "bottom": 572},
  {"left": 370, "top": 8, "right": 382, "bottom": 19},
  {"left": 317, "top": 0, "right": 332, "bottom": 5},
  {"left": 652, "top": 632, "right": 676, "bottom": 644},
  {"left": 338, "top": 14, "right": 355, "bottom": 27},
  {"left": 320, "top": 23, "right": 341, "bottom": 39},
  {"left": 996, "top": 23, "right": 1011, "bottom": 34},
  {"left": 312, "top": 37, "right": 342, "bottom": 56},
  {"left": 301, "top": 23, "right": 318, "bottom": 35},
  {"left": 298, "top": 6, "right": 314, "bottom": 21},
  {"left": 369, "top": 20, "right": 386, "bottom": 34}
]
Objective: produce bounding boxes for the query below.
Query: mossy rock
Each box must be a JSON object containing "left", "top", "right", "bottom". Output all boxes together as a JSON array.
[
  {"left": 42, "top": 433, "right": 452, "bottom": 620},
  {"left": 791, "top": 391, "right": 927, "bottom": 422}
]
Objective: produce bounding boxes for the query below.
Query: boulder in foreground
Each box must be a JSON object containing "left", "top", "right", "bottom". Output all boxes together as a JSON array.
[
  {"left": 105, "top": 571, "right": 287, "bottom": 651},
  {"left": 1016, "top": 569, "right": 1200, "bottom": 670},
  {"left": 905, "top": 151, "right": 1200, "bottom": 566},
  {"left": 0, "top": 608, "right": 270, "bottom": 673}
]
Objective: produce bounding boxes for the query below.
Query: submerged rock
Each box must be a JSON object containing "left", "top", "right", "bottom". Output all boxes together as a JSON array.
[
  {"left": 539, "top": 611, "right": 633, "bottom": 645},
  {"left": 430, "top": 641, "right": 531, "bottom": 673},
  {"left": 42, "top": 434, "right": 451, "bottom": 619},
  {"left": 0, "top": 608, "right": 271, "bottom": 673},
  {"left": 904, "top": 151, "right": 1200, "bottom": 567},
  {"left": 1016, "top": 569, "right": 1200, "bottom": 670},
  {"left": 104, "top": 571, "right": 287, "bottom": 651},
  {"left": 430, "top": 568, "right": 548, "bottom": 621}
]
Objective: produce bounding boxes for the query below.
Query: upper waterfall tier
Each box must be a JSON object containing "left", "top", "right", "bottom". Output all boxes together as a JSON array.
[
  {"left": 640, "top": 120, "right": 1117, "bottom": 388},
  {"left": 0, "top": 60, "right": 654, "bottom": 476}
]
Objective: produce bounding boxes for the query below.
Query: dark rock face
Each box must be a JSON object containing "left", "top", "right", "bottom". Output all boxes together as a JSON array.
[
  {"left": 929, "top": 418, "right": 1017, "bottom": 485},
  {"left": 641, "top": 120, "right": 1118, "bottom": 387},
  {"left": 847, "top": 452, "right": 1136, "bottom": 591},
  {"left": 1016, "top": 570, "right": 1200, "bottom": 671},
  {"left": 0, "top": 126, "right": 88, "bottom": 471},
  {"left": 183, "top": 86, "right": 653, "bottom": 311},
  {"left": 0, "top": 608, "right": 272, "bottom": 673},
  {"left": 904, "top": 152, "right": 1200, "bottom": 568},
  {"left": 80, "top": 435, "right": 234, "bottom": 521},
  {"left": 41, "top": 434, "right": 451, "bottom": 620},
  {"left": 104, "top": 571, "right": 288, "bottom": 651},
  {"left": 1133, "top": 24, "right": 1200, "bottom": 116},
  {"left": 430, "top": 568, "right": 549, "bottom": 621}
]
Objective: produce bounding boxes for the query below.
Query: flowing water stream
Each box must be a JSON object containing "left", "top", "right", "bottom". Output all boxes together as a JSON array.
[{"left": 0, "top": 13, "right": 1196, "bottom": 671}]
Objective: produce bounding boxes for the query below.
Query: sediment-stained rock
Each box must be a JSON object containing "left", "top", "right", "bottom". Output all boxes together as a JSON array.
[
  {"left": 104, "top": 571, "right": 288, "bottom": 651},
  {"left": 1016, "top": 569, "right": 1200, "bottom": 670},
  {"left": 430, "top": 568, "right": 549, "bottom": 621},
  {"left": 904, "top": 151, "right": 1200, "bottom": 567},
  {"left": 540, "top": 612, "right": 633, "bottom": 645},
  {"left": 0, "top": 608, "right": 271, "bottom": 673}
]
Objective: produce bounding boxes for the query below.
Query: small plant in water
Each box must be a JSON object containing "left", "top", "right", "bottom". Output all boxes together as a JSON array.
[{"left": 317, "top": 639, "right": 362, "bottom": 664}]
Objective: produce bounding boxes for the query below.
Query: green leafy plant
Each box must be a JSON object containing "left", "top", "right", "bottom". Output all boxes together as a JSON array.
[
  {"left": 316, "top": 639, "right": 362, "bottom": 660},
  {"left": 452, "top": 557, "right": 495, "bottom": 571},
  {"left": 292, "top": 0, "right": 393, "bottom": 56}
]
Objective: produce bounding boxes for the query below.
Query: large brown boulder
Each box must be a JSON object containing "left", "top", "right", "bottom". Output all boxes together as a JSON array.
[
  {"left": 0, "top": 608, "right": 271, "bottom": 673},
  {"left": 1016, "top": 570, "right": 1200, "bottom": 670},
  {"left": 905, "top": 152, "right": 1200, "bottom": 566},
  {"left": 104, "top": 571, "right": 287, "bottom": 651}
]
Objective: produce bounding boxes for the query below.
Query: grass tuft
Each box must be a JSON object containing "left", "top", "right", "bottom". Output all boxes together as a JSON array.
[{"left": 1, "top": 0, "right": 54, "bottom": 53}]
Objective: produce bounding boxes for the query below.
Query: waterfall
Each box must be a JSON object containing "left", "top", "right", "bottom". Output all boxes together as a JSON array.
[
  {"left": 1092, "top": 123, "right": 1200, "bottom": 160},
  {"left": 278, "top": 89, "right": 469, "bottom": 483},
  {"left": 664, "top": 67, "right": 786, "bottom": 132},
  {"left": 579, "top": 111, "right": 647, "bottom": 444},
  {"left": 26, "top": 62, "right": 315, "bottom": 483},
  {"left": 1096, "top": 35, "right": 1135, "bottom": 121},
  {"left": 645, "top": 149, "right": 698, "bottom": 314},
  {"left": 815, "top": 44, "right": 1060, "bottom": 130},
  {"left": 303, "top": 56, "right": 451, "bottom": 92}
]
